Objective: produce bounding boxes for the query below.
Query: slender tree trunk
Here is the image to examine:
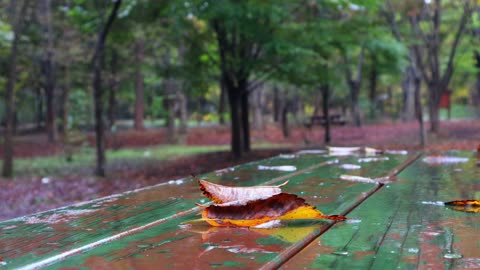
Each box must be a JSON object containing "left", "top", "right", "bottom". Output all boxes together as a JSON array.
[
  {"left": 108, "top": 48, "right": 118, "bottom": 130},
  {"left": 401, "top": 65, "right": 416, "bottom": 121},
  {"left": 252, "top": 88, "right": 264, "bottom": 130},
  {"left": 42, "top": 0, "right": 57, "bottom": 142},
  {"left": 414, "top": 76, "right": 426, "bottom": 147},
  {"left": 279, "top": 90, "right": 290, "bottom": 138},
  {"left": 312, "top": 94, "right": 322, "bottom": 116},
  {"left": 344, "top": 48, "right": 364, "bottom": 127},
  {"left": 92, "top": 0, "right": 122, "bottom": 177},
  {"left": 428, "top": 82, "right": 441, "bottom": 133},
  {"left": 3, "top": 0, "right": 29, "bottom": 177},
  {"left": 36, "top": 87, "right": 44, "bottom": 130},
  {"left": 349, "top": 81, "right": 362, "bottom": 127},
  {"left": 369, "top": 58, "right": 377, "bottom": 119},
  {"left": 177, "top": 41, "right": 188, "bottom": 134},
  {"left": 177, "top": 91, "right": 188, "bottom": 134},
  {"left": 474, "top": 51, "right": 480, "bottom": 107},
  {"left": 321, "top": 84, "right": 331, "bottom": 144},
  {"left": 241, "top": 88, "right": 250, "bottom": 152},
  {"left": 219, "top": 78, "right": 226, "bottom": 125},
  {"left": 227, "top": 87, "right": 243, "bottom": 158},
  {"left": 163, "top": 78, "right": 176, "bottom": 143},
  {"left": 281, "top": 103, "right": 289, "bottom": 138},
  {"left": 134, "top": 38, "right": 145, "bottom": 130},
  {"left": 60, "top": 63, "right": 70, "bottom": 134},
  {"left": 273, "top": 86, "right": 280, "bottom": 122}
]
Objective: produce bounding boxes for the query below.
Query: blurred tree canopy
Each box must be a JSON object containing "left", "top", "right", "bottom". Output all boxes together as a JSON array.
[{"left": 0, "top": 0, "right": 477, "bottom": 176}]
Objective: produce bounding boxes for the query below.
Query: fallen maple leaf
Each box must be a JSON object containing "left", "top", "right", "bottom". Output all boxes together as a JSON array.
[{"left": 192, "top": 176, "right": 347, "bottom": 227}]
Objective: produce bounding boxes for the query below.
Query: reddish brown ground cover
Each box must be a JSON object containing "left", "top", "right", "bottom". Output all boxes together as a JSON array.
[{"left": 0, "top": 120, "right": 479, "bottom": 221}]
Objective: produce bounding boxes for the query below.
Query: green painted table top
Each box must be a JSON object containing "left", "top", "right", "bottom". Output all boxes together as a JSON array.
[
  {"left": 283, "top": 151, "right": 480, "bottom": 270},
  {"left": 1, "top": 149, "right": 454, "bottom": 270}
]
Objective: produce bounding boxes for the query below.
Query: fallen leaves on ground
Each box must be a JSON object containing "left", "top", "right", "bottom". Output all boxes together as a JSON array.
[
  {"left": 445, "top": 200, "right": 480, "bottom": 213},
  {"left": 192, "top": 176, "right": 347, "bottom": 227}
]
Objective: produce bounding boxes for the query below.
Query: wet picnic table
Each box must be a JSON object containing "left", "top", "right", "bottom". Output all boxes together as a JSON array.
[{"left": 1, "top": 149, "right": 479, "bottom": 269}]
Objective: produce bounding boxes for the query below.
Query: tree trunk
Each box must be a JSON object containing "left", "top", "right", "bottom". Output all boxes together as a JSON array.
[
  {"left": 401, "top": 65, "right": 416, "bottom": 121},
  {"left": 108, "top": 48, "right": 118, "bottom": 130},
  {"left": 252, "top": 87, "right": 264, "bottom": 130},
  {"left": 273, "top": 86, "right": 280, "bottom": 122},
  {"left": 427, "top": 82, "right": 441, "bottom": 133},
  {"left": 414, "top": 76, "right": 426, "bottom": 147},
  {"left": 349, "top": 81, "right": 362, "bottom": 127},
  {"left": 219, "top": 78, "right": 226, "bottom": 125},
  {"left": 368, "top": 59, "right": 377, "bottom": 119},
  {"left": 344, "top": 48, "right": 364, "bottom": 127},
  {"left": 177, "top": 41, "right": 188, "bottom": 134},
  {"left": 473, "top": 51, "right": 480, "bottom": 108},
  {"left": 164, "top": 79, "right": 176, "bottom": 143},
  {"left": 134, "top": 39, "right": 145, "bottom": 130},
  {"left": 241, "top": 89, "right": 250, "bottom": 152},
  {"left": 3, "top": 0, "right": 29, "bottom": 178},
  {"left": 177, "top": 91, "right": 188, "bottom": 134},
  {"left": 312, "top": 93, "right": 322, "bottom": 116},
  {"left": 36, "top": 87, "right": 44, "bottom": 130},
  {"left": 321, "top": 84, "right": 331, "bottom": 144},
  {"left": 227, "top": 87, "right": 243, "bottom": 158},
  {"left": 60, "top": 63, "right": 70, "bottom": 134},
  {"left": 92, "top": 0, "right": 122, "bottom": 177},
  {"left": 281, "top": 106, "right": 289, "bottom": 138},
  {"left": 42, "top": 0, "right": 57, "bottom": 142}
]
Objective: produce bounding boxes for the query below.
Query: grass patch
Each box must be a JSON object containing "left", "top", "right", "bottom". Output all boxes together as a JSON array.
[
  {"left": 439, "top": 104, "right": 478, "bottom": 120},
  {"left": 13, "top": 143, "right": 290, "bottom": 178}
]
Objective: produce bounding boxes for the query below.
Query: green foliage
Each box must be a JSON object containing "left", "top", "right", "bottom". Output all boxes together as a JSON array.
[{"left": 69, "top": 89, "right": 93, "bottom": 128}]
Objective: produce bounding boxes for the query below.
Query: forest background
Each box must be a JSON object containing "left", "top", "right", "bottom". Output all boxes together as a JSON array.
[{"left": 1, "top": 0, "right": 479, "bottom": 220}]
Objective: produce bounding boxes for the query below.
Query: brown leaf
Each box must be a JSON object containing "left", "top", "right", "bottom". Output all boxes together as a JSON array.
[
  {"left": 193, "top": 174, "right": 288, "bottom": 204},
  {"left": 445, "top": 200, "right": 480, "bottom": 213},
  {"left": 201, "top": 193, "right": 346, "bottom": 227},
  {"left": 445, "top": 200, "right": 480, "bottom": 207}
]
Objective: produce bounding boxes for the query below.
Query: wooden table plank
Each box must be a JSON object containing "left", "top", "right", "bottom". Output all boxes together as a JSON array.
[
  {"left": 282, "top": 151, "right": 480, "bottom": 270},
  {"left": 41, "top": 153, "right": 413, "bottom": 269},
  {"left": 0, "top": 153, "right": 337, "bottom": 270}
]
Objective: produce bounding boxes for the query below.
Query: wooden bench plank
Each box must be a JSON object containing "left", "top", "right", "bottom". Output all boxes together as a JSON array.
[
  {"left": 40, "top": 153, "right": 414, "bottom": 269},
  {"left": 0, "top": 152, "right": 337, "bottom": 269},
  {"left": 282, "top": 151, "right": 480, "bottom": 269}
]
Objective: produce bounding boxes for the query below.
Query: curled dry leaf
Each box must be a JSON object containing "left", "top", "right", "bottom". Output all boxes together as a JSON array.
[
  {"left": 445, "top": 200, "right": 480, "bottom": 213},
  {"left": 193, "top": 174, "right": 288, "bottom": 204}
]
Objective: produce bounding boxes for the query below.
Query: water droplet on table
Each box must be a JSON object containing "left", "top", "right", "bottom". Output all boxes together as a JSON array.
[
  {"left": 444, "top": 253, "right": 463, "bottom": 259},
  {"left": 408, "top": 248, "right": 419, "bottom": 254}
]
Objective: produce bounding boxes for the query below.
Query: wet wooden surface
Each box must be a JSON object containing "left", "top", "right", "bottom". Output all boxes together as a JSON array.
[
  {"left": 0, "top": 149, "right": 444, "bottom": 270},
  {"left": 283, "top": 151, "right": 480, "bottom": 269}
]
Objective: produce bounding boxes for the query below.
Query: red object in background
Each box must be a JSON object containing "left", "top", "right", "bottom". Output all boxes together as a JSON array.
[{"left": 439, "top": 91, "right": 451, "bottom": 109}]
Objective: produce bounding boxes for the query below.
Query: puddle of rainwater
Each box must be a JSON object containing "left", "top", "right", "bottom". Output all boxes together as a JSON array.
[
  {"left": 257, "top": 165, "right": 297, "bottom": 172},
  {"left": 332, "top": 251, "right": 350, "bottom": 256},
  {"left": 340, "top": 164, "right": 361, "bottom": 170}
]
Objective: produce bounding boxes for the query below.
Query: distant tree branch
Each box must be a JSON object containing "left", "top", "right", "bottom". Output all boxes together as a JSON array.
[
  {"left": 92, "top": 0, "right": 122, "bottom": 63},
  {"left": 441, "top": 0, "right": 473, "bottom": 90}
]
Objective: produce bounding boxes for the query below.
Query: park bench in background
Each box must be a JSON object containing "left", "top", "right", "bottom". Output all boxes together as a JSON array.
[
  {"left": 1, "top": 149, "right": 479, "bottom": 269},
  {"left": 304, "top": 114, "right": 347, "bottom": 128}
]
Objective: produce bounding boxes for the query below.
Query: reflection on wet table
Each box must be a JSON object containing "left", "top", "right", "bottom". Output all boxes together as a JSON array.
[{"left": 4, "top": 149, "right": 478, "bottom": 269}]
